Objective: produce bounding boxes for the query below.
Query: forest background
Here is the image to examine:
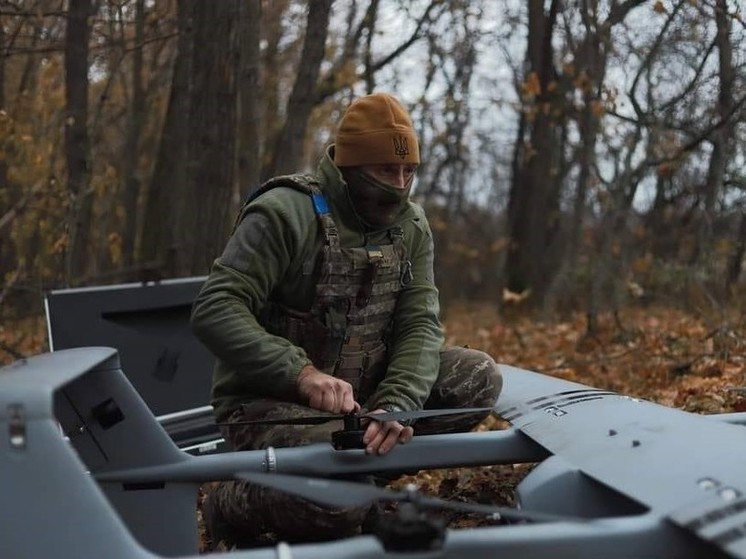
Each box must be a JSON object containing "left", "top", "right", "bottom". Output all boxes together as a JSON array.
[
  {"left": 2, "top": 0, "right": 746, "bottom": 542},
  {"left": 1, "top": 0, "right": 745, "bottom": 433}
]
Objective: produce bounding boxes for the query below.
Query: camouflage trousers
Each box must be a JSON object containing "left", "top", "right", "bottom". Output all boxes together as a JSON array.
[{"left": 208, "top": 345, "right": 502, "bottom": 544}]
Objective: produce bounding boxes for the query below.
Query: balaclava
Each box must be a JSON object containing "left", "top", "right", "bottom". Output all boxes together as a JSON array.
[{"left": 334, "top": 93, "right": 420, "bottom": 229}]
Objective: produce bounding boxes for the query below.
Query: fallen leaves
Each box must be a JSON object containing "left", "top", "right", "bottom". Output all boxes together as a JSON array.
[
  {"left": 404, "top": 301, "right": 746, "bottom": 528},
  {"left": 442, "top": 302, "right": 746, "bottom": 414}
]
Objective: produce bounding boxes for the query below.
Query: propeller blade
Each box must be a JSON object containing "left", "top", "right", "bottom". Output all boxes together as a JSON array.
[
  {"left": 415, "top": 495, "right": 581, "bottom": 524},
  {"left": 236, "top": 472, "right": 400, "bottom": 508},
  {"left": 216, "top": 414, "right": 346, "bottom": 427},
  {"left": 236, "top": 472, "right": 579, "bottom": 524},
  {"left": 218, "top": 407, "right": 494, "bottom": 428},
  {"left": 362, "top": 407, "right": 494, "bottom": 423}
]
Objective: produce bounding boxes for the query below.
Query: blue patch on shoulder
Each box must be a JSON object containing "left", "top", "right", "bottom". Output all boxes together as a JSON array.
[{"left": 311, "top": 192, "right": 330, "bottom": 215}]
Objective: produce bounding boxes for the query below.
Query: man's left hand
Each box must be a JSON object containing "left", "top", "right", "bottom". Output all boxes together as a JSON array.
[{"left": 362, "top": 409, "right": 414, "bottom": 455}]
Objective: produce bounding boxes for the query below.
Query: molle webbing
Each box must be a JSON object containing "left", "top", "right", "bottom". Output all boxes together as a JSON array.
[
  {"left": 255, "top": 174, "right": 408, "bottom": 400},
  {"left": 312, "top": 212, "right": 407, "bottom": 399}
]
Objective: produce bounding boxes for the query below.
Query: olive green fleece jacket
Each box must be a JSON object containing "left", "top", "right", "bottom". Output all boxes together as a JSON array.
[{"left": 191, "top": 146, "right": 444, "bottom": 422}]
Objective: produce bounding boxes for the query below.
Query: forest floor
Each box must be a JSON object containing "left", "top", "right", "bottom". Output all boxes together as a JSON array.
[
  {"left": 387, "top": 301, "right": 746, "bottom": 531},
  {"left": 2, "top": 302, "right": 745, "bottom": 549},
  {"left": 201, "top": 301, "right": 746, "bottom": 550}
]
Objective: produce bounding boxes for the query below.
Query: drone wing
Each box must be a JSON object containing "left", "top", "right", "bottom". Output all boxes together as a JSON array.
[{"left": 496, "top": 363, "right": 746, "bottom": 559}]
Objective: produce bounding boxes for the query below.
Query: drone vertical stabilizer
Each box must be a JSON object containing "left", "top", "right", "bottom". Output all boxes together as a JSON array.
[
  {"left": 0, "top": 347, "right": 201, "bottom": 557},
  {"left": 58, "top": 347, "right": 204, "bottom": 556},
  {"left": 45, "top": 278, "right": 225, "bottom": 454},
  {"left": 0, "top": 348, "right": 158, "bottom": 558}
]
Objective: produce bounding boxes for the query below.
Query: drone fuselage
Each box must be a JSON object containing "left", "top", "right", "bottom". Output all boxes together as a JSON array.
[{"left": 1, "top": 348, "right": 744, "bottom": 559}]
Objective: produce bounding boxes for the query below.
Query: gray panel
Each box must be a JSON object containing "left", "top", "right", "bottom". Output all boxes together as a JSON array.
[
  {"left": 45, "top": 277, "right": 223, "bottom": 452},
  {"left": 45, "top": 277, "right": 212, "bottom": 417},
  {"left": 496, "top": 363, "right": 746, "bottom": 558},
  {"left": 57, "top": 354, "right": 200, "bottom": 556},
  {"left": 0, "top": 349, "right": 155, "bottom": 559}
]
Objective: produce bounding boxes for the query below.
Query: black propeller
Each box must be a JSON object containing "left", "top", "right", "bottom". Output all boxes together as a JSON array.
[
  {"left": 217, "top": 406, "right": 495, "bottom": 427},
  {"left": 236, "top": 471, "right": 581, "bottom": 524}
]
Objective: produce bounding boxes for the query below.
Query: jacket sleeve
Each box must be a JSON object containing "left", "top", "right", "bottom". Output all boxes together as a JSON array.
[
  {"left": 368, "top": 210, "right": 444, "bottom": 412},
  {"left": 191, "top": 189, "right": 315, "bottom": 400}
]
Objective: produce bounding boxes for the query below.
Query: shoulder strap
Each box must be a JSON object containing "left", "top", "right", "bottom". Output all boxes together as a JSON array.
[
  {"left": 231, "top": 173, "right": 328, "bottom": 233},
  {"left": 246, "top": 173, "right": 320, "bottom": 203}
]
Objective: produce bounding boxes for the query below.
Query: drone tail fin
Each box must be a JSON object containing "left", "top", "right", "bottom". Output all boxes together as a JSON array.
[{"left": 56, "top": 351, "right": 200, "bottom": 556}]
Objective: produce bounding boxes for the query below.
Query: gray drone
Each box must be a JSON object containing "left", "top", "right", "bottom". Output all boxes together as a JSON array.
[{"left": 3, "top": 344, "right": 746, "bottom": 559}]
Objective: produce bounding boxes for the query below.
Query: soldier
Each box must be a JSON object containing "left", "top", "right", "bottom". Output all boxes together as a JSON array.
[{"left": 191, "top": 92, "right": 502, "bottom": 548}]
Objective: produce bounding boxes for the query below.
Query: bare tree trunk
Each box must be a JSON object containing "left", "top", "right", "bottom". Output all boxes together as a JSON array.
[
  {"left": 0, "top": 17, "right": 6, "bottom": 192},
  {"left": 64, "top": 0, "right": 93, "bottom": 284},
  {"left": 140, "top": 0, "right": 192, "bottom": 277},
  {"left": 120, "top": 0, "right": 146, "bottom": 269},
  {"left": 15, "top": 18, "right": 40, "bottom": 101},
  {"left": 181, "top": 0, "right": 239, "bottom": 275},
  {"left": 727, "top": 208, "right": 746, "bottom": 289},
  {"left": 236, "top": 0, "right": 262, "bottom": 198},
  {"left": 314, "top": 0, "right": 380, "bottom": 102},
  {"left": 504, "top": 0, "right": 565, "bottom": 302},
  {"left": 0, "top": 15, "right": 11, "bottom": 282},
  {"left": 259, "top": 0, "right": 292, "bottom": 183},
  {"left": 567, "top": 0, "right": 608, "bottom": 270},
  {"left": 562, "top": 0, "right": 646, "bottom": 329},
  {"left": 417, "top": 4, "right": 476, "bottom": 214},
  {"left": 545, "top": 1, "right": 605, "bottom": 315},
  {"left": 266, "top": 0, "right": 332, "bottom": 176},
  {"left": 694, "top": 0, "right": 735, "bottom": 288}
]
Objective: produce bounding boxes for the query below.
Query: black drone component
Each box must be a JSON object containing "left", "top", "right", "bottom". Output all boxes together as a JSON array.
[
  {"left": 331, "top": 414, "right": 367, "bottom": 450},
  {"left": 217, "top": 407, "right": 494, "bottom": 427},
  {"left": 376, "top": 501, "right": 446, "bottom": 552},
  {"left": 217, "top": 407, "right": 494, "bottom": 449},
  {"left": 373, "top": 485, "right": 447, "bottom": 552},
  {"left": 91, "top": 397, "right": 125, "bottom": 430}
]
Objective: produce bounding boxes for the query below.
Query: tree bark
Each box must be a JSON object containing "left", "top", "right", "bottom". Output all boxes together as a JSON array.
[
  {"left": 0, "top": 14, "right": 11, "bottom": 283},
  {"left": 181, "top": 0, "right": 239, "bottom": 275},
  {"left": 266, "top": 0, "right": 333, "bottom": 177},
  {"left": 504, "top": 0, "right": 564, "bottom": 301},
  {"left": 727, "top": 209, "right": 746, "bottom": 288},
  {"left": 64, "top": 0, "right": 93, "bottom": 284},
  {"left": 236, "top": 0, "right": 262, "bottom": 198},
  {"left": 695, "top": 0, "right": 735, "bottom": 282},
  {"left": 259, "top": 0, "right": 292, "bottom": 183},
  {"left": 0, "top": 16, "right": 7, "bottom": 192},
  {"left": 121, "top": 0, "right": 146, "bottom": 269},
  {"left": 139, "top": 0, "right": 193, "bottom": 277}
]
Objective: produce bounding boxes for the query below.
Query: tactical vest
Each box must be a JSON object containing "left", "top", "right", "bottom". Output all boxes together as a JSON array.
[{"left": 239, "top": 174, "right": 411, "bottom": 402}]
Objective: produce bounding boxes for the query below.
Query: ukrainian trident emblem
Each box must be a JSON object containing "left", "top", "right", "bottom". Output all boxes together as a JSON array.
[{"left": 393, "top": 135, "right": 409, "bottom": 159}]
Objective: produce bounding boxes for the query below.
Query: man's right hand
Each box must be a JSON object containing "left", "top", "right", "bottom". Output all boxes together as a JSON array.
[{"left": 297, "top": 365, "right": 358, "bottom": 414}]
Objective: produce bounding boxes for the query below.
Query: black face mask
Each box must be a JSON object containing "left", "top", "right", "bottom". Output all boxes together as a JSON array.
[{"left": 343, "top": 169, "right": 412, "bottom": 229}]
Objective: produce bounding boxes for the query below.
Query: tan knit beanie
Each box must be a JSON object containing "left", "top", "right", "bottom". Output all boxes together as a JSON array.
[{"left": 334, "top": 92, "right": 420, "bottom": 167}]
